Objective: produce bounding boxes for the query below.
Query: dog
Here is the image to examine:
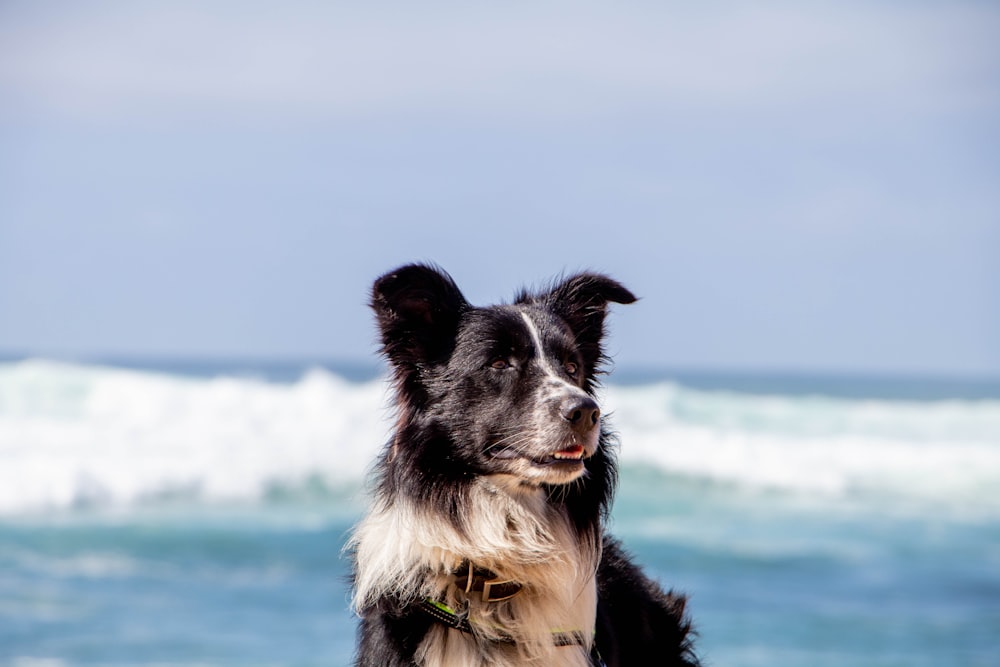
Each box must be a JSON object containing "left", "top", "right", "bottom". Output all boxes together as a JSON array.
[{"left": 349, "top": 264, "right": 697, "bottom": 667}]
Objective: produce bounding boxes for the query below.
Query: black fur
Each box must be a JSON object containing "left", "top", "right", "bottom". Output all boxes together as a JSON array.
[
  {"left": 352, "top": 263, "right": 698, "bottom": 666},
  {"left": 595, "top": 538, "right": 697, "bottom": 667}
]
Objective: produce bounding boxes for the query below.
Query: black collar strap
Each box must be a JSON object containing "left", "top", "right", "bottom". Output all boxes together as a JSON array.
[{"left": 418, "top": 598, "right": 589, "bottom": 648}]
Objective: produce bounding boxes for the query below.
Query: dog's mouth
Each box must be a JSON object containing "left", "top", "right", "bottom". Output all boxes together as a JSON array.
[
  {"left": 551, "top": 444, "right": 587, "bottom": 461},
  {"left": 490, "top": 442, "right": 592, "bottom": 466},
  {"left": 487, "top": 439, "right": 594, "bottom": 485}
]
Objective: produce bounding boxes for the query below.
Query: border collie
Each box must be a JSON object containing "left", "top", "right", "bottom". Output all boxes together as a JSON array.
[{"left": 350, "top": 264, "right": 697, "bottom": 667}]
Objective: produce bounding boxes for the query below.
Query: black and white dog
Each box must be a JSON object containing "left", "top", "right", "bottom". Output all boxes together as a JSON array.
[{"left": 350, "top": 264, "right": 697, "bottom": 667}]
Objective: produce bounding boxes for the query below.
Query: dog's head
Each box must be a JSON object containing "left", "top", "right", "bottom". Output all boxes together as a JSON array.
[{"left": 371, "top": 263, "right": 636, "bottom": 487}]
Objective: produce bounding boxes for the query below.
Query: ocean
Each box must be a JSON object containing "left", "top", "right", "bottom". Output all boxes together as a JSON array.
[{"left": 1, "top": 358, "right": 998, "bottom": 667}]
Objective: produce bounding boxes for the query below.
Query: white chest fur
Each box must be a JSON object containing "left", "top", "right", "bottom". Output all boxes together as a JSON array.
[{"left": 351, "top": 479, "right": 600, "bottom": 666}]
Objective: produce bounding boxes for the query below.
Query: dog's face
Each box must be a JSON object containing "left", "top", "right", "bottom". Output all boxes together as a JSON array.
[
  {"left": 371, "top": 264, "right": 635, "bottom": 487},
  {"left": 435, "top": 304, "right": 604, "bottom": 486}
]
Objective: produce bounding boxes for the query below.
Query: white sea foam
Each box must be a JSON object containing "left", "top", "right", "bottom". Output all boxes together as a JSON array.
[
  {"left": 1, "top": 360, "right": 998, "bottom": 515},
  {"left": 603, "top": 382, "right": 1000, "bottom": 514},
  {"left": 0, "top": 360, "right": 390, "bottom": 513}
]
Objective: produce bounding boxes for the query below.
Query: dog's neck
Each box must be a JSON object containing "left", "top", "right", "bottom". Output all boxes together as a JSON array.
[
  {"left": 351, "top": 476, "right": 601, "bottom": 666},
  {"left": 351, "top": 476, "right": 599, "bottom": 598}
]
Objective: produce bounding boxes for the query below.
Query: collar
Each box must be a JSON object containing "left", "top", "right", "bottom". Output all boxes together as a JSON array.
[
  {"left": 418, "top": 598, "right": 591, "bottom": 649},
  {"left": 456, "top": 560, "right": 523, "bottom": 603},
  {"left": 418, "top": 567, "right": 606, "bottom": 666}
]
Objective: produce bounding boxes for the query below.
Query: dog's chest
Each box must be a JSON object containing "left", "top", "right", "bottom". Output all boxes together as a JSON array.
[
  {"left": 352, "top": 482, "right": 601, "bottom": 666},
  {"left": 416, "top": 568, "right": 599, "bottom": 667}
]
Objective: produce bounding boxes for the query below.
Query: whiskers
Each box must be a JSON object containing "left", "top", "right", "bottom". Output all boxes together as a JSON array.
[
  {"left": 485, "top": 428, "right": 540, "bottom": 460},
  {"left": 486, "top": 425, "right": 584, "bottom": 461}
]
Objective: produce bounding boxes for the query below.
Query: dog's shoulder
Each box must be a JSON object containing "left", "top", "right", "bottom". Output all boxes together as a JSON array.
[
  {"left": 354, "top": 599, "right": 435, "bottom": 667},
  {"left": 595, "top": 536, "right": 699, "bottom": 667}
]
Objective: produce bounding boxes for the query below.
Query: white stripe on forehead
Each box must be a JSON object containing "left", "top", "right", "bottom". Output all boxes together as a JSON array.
[{"left": 518, "top": 310, "right": 584, "bottom": 393}]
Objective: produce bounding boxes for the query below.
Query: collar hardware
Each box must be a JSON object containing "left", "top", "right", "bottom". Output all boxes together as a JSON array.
[{"left": 458, "top": 560, "right": 523, "bottom": 602}]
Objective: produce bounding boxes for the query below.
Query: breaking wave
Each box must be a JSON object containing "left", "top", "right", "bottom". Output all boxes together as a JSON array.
[{"left": 1, "top": 359, "right": 998, "bottom": 515}]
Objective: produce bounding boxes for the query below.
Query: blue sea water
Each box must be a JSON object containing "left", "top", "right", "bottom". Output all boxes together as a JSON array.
[{"left": 1, "top": 358, "right": 999, "bottom": 667}]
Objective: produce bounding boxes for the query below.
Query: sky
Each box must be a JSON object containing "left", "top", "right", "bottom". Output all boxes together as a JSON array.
[{"left": 1, "top": 1, "right": 998, "bottom": 376}]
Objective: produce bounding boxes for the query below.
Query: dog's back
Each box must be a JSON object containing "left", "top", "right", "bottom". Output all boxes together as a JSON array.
[{"left": 350, "top": 264, "right": 697, "bottom": 666}]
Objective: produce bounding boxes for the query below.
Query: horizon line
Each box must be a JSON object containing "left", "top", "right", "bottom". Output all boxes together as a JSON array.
[{"left": 3, "top": 349, "right": 1000, "bottom": 384}]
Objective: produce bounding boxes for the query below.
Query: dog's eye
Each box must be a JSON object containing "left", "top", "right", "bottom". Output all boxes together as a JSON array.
[
  {"left": 490, "top": 359, "right": 510, "bottom": 370},
  {"left": 564, "top": 361, "right": 579, "bottom": 376}
]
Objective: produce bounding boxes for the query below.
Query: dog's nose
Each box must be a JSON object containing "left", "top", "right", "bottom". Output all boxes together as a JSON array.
[{"left": 562, "top": 396, "right": 600, "bottom": 431}]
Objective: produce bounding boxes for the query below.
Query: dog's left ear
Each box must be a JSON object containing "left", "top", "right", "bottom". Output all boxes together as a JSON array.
[
  {"left": 371, "top": 263, "right": 470, "bottom": 370},
  {"left": 542, "top": 273, "right": 637, "bottom": 374}
]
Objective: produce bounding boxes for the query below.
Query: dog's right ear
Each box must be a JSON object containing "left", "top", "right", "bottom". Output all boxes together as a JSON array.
[{"left": 371, "top": 263, "right": 470, "bottom": 371}]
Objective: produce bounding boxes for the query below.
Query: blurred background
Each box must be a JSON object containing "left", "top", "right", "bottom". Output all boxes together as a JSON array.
[{"left": 1, "top": 2, "right": 998, "bottom": 666}]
